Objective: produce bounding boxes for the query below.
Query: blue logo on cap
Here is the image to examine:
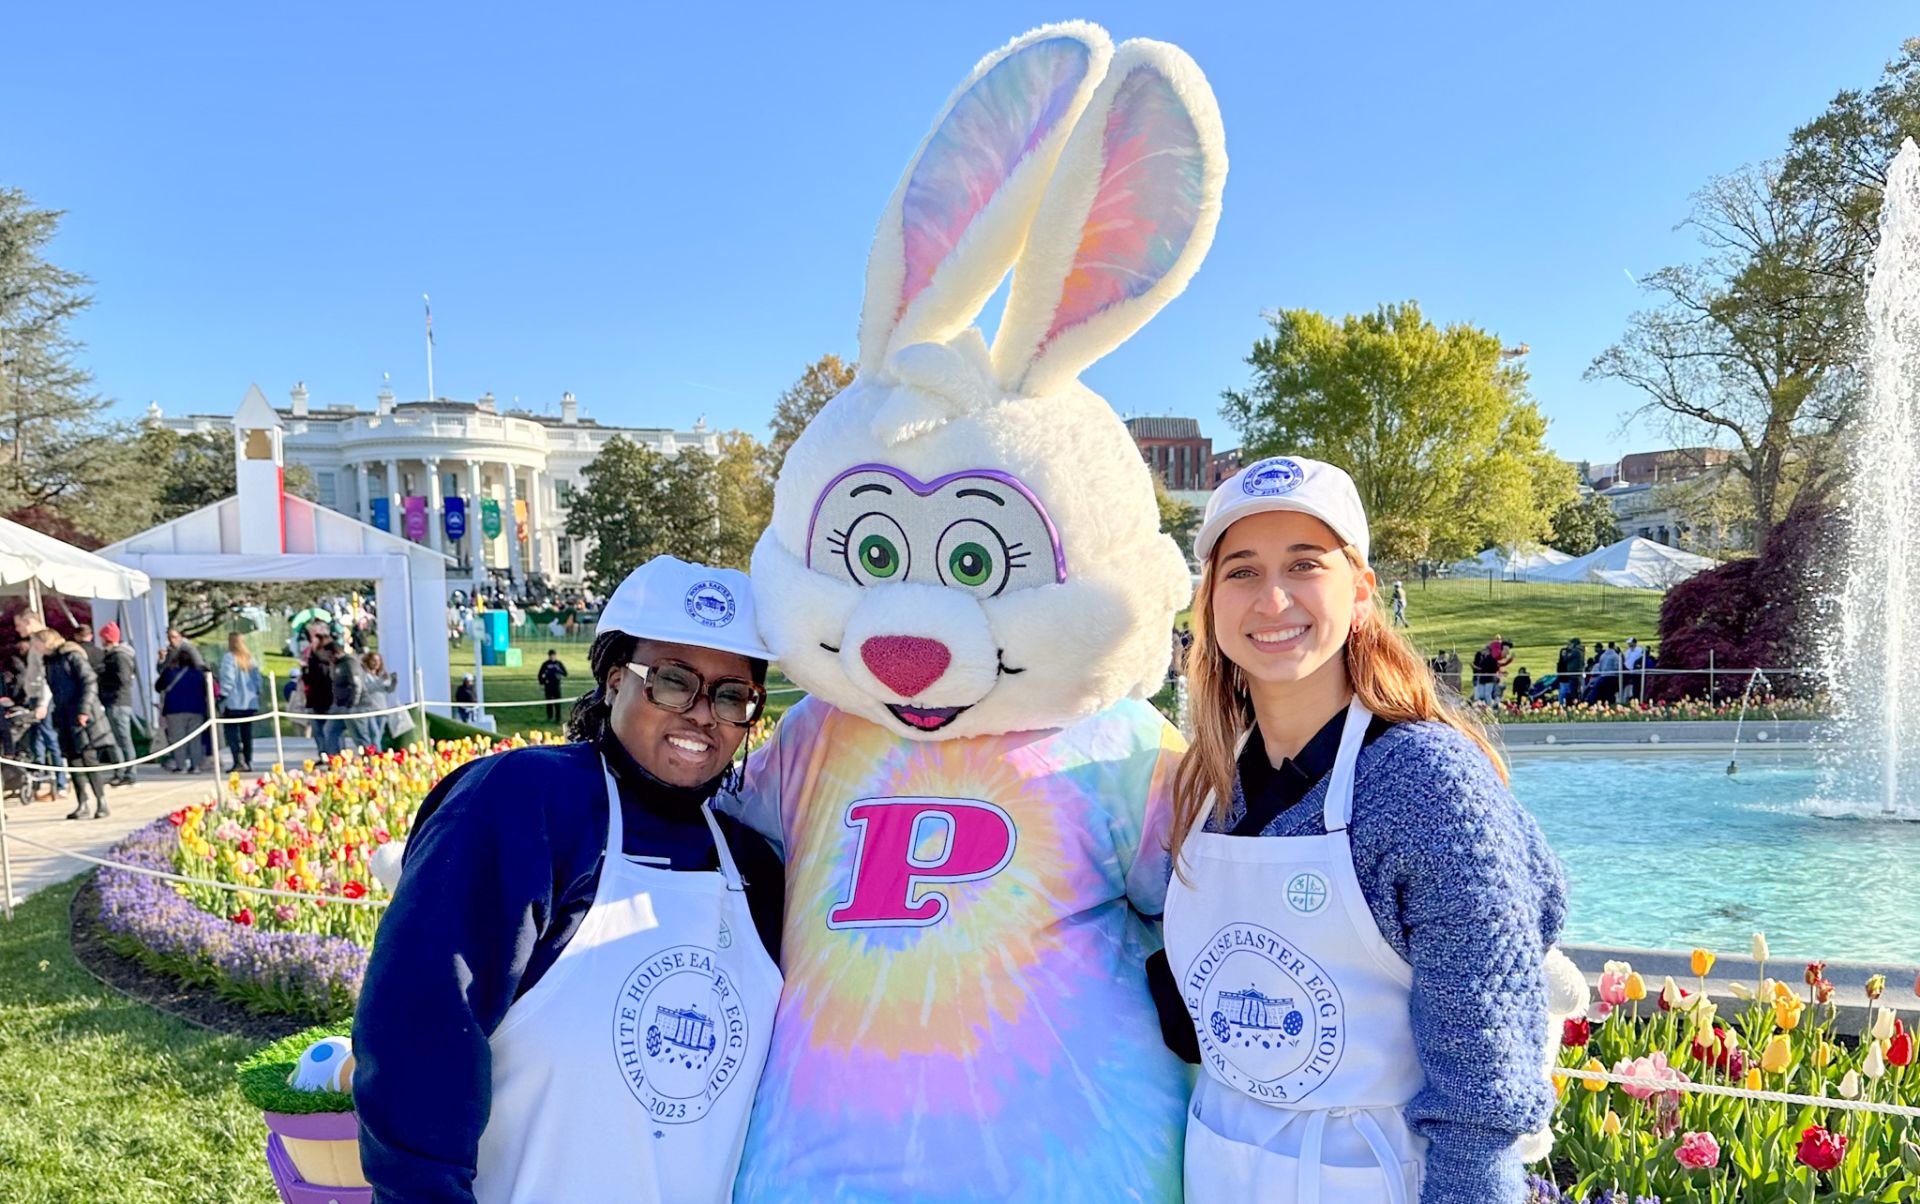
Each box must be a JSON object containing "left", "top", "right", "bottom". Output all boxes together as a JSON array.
[
  {"left": 683, "top": 581, "right": 736, "bottom": 628},
  {"left": 1242, "top": 458, "right": 1305, "bottom": 497}
]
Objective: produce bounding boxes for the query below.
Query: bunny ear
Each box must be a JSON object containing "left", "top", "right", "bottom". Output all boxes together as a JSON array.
[
  {"left": 989, "top": 39, "right": 1227, "bottom": 396},
  {"left": 857, "top": 23, "right": 1113, "bottom": 372}
]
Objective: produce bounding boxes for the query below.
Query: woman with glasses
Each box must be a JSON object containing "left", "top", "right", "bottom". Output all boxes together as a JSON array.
[{"left": 354, "top": 555, "right": 783, "bottom": 1204}]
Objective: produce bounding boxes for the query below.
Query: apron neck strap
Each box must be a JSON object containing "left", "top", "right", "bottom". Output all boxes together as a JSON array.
[
  {"left": 701, "top": 802, "right": 746, "bottom": 891},
  {"left": 1321, "top": 696, "right": 1373, "bottom": 833},
  {"left": 597, "top": 755, "right": 744, "bottom": 890}
]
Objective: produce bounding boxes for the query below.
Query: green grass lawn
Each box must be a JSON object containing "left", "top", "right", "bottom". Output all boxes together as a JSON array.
[
  {"left": 1387, "top": 577, "right": 1665, "bottom": 679},
  {"left": 0, "top": 876, "right": 273, "bottom": 1204}
]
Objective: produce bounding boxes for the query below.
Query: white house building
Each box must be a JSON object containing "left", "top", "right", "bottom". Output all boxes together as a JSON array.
[{"left": 153, "top": 381, "right": 719, "bottom": 595}]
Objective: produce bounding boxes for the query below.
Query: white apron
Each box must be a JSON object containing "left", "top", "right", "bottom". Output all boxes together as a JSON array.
[
  {"left": 473, "top": 761, "right": 781, "bottom": 1204},
  {"left": 1163, "top": 699, "right": 1427, "bottom": 1204}
]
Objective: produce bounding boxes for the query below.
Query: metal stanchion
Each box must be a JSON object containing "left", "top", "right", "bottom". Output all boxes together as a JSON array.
[
  {"left": 1, "top": 798, "right": 15, "bottom": 921},
  {"left": 414, "top": 666, "right": 428, "bottom": 748},
  {"left": 268, "top": 670, "right": 286, "bottom": 770},
  {"left": 204, "top": 670, "right": 224, "bottom": 805}
]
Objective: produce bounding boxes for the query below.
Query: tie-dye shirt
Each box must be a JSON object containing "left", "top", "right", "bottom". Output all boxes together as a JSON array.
[{"left": 725, "top": 695, "right": 1189, "bottom": 1203}]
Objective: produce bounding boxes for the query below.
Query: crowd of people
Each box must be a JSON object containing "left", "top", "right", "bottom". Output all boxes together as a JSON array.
[{"left": 1425, "top": 634, "right": 1658, "bottom": 707}]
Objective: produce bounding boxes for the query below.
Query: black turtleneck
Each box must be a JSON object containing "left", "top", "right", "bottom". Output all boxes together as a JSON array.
[{"left": 354, "top": 739, "right": 786, "bottom": 1203}]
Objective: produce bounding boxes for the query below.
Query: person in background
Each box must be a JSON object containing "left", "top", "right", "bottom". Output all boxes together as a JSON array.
[
  {"left": 304, "top": 629, "right": 339, "bottom": 757},
  {"left": 454, "top": 672, "right": 477, "bottom": 724},
  {"left": 362, "top": 652, "right": 414, "bottom": 747},
  {"left": 157, "top": 645, "right": 209, "bottom": 773},
  {"left": 14, "top": 613, "right": 67, "bottom": 800},
  {"left": 1592, "top": 642, "right": 1624, "bottom": 705},
  {"left": 1555, "top": 638, "right": 1584, "bottom": 706},
  {"left": 1390, "top": 579, "right": 1408, "bottom": 628},
  {"left": 97, "top": 623, "right": 139, "bottom": 785},
  {"left": 538, "top": 648, "right": 570, "bottom": 722},
  {"left": 1512, "top": 666, "right": 1532, "bottom": 706},
  {"left": 36, "top": 627, "right": 118, "bottom": 819},
  {"left": 163, "top": 627, "right": 207, "bottom": 669},
  {"left": 218, "top": 633, "right": 264, "bottom": 773},
  {"left": 331, "top": 642, "right": 379, "bottom": 754},
  {"left": 1622, "top": 637, "right": 1647, "bottom": 704}
]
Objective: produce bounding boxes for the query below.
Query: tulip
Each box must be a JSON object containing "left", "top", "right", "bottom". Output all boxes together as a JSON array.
[
  {"left": 1806, "top": 960, "right": 1827, "bottom": 988},
  {"left": 1863, "top": 1041, "right": 1887, "bottom": 1080},
  {"left": 1561, "top": 1018, "right": 1591, "bottom": 1049},
  {"left": 1796, "top": 1125, "right": 1848, "bottom": 1172},
  {"left": 1728, "top": 982, "right": 1754, "bottom": 1001},
  {"left": 1601, "top": 1109, "right": 1622, "bottom": 1138},
  {"left": 1623, "top": 971, "right": 1646, "bottom": 1002},
  {"left": 1814, "top": 1041, "right": 1835, "bottom": 1068},
  {"left": 1900, "top": 1138, "right": 1920, "bottom": 1177},
  {"left": 1675, "top": 1130, "right": 1721, "bottom": 1170},
  {"left": 1659, "top": 977, "right": 1685, "bottom": 1011},
  {"left": 1839, "top": 1069, "right": 1862, "bottom": 1098},
  {"left": 1890, "top": 1021, "right": 1913, "bottom": 1068},
  {"left": 1743, "top": 1067, "right": 1762, "bottom": 1090},
  {"left": 1761, "top": 1035, "right": 1792, "bottom": 1074},
  {"left": 1581, "top": 1057, "right": 1607, "bottom": 1092},
  {"left": 1867, "top": 973, "right": 1887, "bottom": 1002},
  {"left": 1874, "top": 1008, "right": 1898, "bottom": 1042},
  {"left": 1751, "top": 932, "right": 1769, "bottom": 963},
  {"left": 1691, "top": 948, "right": 1716, "bottom": 977},
  {"left": 1774, "top": 1000, "right": 1802, "bottom": 1032}
]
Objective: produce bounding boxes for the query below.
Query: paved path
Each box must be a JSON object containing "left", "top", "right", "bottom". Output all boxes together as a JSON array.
[{"left": 2, "top": 736, "right": 321, "bottom": 906}]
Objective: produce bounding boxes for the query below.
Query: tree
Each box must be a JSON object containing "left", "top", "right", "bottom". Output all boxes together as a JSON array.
[
  {"left": 766, "top": 354, "right": 855, "bottom": 479},
  {"left": 1153, "top": 477, "right": 1201, "bottom": 564},
  {"left": 1588, "top": 164, "right": 1865, "bottom": 534},
  {"left": 565, "top": 436, "right": 726, "bottom": 595},
  {"left": 1222, "top": 302, "right": 1574, "bottom": 563},
  {"left": 712, "top": 428, "right": 770, "bottom": 570},
  {"left": 1782, "top": 39, "right": 1920, "bottom": 255},
  {"left": 1547, "top": 495, "right": 1622, "bottom": 556},
  {"left": 1650, "top": 469, "right": 1755, "bottom": 556},
  {"left": 0, "top": 189, "right": 116, "bottom": 519}
]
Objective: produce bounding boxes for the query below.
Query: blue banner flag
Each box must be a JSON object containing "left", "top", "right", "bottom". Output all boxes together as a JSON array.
[{"left": 444, "top": 496, "right": 467, "bottom": 541}]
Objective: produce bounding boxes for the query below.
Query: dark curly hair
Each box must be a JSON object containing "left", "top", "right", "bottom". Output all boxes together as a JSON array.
[{"left": 565, "top": 631, "right": 769, "bottom": 744}]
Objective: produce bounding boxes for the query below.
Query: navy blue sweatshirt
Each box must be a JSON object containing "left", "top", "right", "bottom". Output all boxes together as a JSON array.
[{"left": 352, "top": 737, "right": 783, "bottom": 1204}]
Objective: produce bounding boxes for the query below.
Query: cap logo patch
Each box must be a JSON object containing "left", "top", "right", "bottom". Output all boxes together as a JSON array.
[
  {"left": 683, "top": 580, "right": 737, "bottom": 628},
  {"left": 1242, "top": 457, "right": 1305, "bottom": 497}
]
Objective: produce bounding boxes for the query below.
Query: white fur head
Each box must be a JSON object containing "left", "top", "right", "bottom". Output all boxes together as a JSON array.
[{"left": 754, "top": 23, "right": 1227, "bottom": 740}]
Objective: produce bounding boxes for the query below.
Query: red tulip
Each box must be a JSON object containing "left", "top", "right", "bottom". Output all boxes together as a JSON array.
[
  {"left": 1806, "top": 961, "right": 1827, "bottom": 988},
  {"left": 1562, "top": 1018, "right": 1591, "bottom": 1048},
  {"left": 231, "top": 908, "right": 254, "bottom": 926},
  {"left": 1889, "top": 1021, "right": 1914, "bottom": 1068},
  {"left": 342, "top": 881, "right": 367, "bottom": 900},
  {"left": 1796, "top": 1125, "right": 1847, "bottom": 1172},
  {"left": 167, "top": 809, "right": 188, "bottom": 827}
]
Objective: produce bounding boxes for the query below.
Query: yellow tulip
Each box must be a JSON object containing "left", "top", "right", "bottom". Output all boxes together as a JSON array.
[
  {"left": 1775, "top": 1001, "right": 1802, "bottom": 1032},
  {"left": 1581, "top": 1058, "right": 1607, "bottom": 1093},
  {"left": 1761, "top": 1035, "right": 1792, "bottom": 1074},
  {"left": 1552, "top": 1073, "right": 1568, "bottom": 1101},
  {"left": 1601, "top": 1109, "right": 1622, "bottom": 1138},
  {"left": 1624, "top": 972, "right": 1647, "bottom": 1002},
  {"left": 1744, "top": 1067, "right": 1763, "bottom": 1090},
  {"left": 1691, "top": 948, "right": 1716, "bottom": 977}
]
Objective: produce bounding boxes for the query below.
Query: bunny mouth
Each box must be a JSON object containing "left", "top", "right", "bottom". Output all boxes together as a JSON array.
[{"left": 885, "top": 703, "right": 971, "bottom": 731}]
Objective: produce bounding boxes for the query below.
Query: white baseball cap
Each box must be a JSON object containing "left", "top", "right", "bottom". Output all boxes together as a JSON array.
[
  {"left": 1194, "top": 455, "right": 1371, "bottom": 565},
  {"left": 595, "top": 555, "right": 774, "bottom": 661}
]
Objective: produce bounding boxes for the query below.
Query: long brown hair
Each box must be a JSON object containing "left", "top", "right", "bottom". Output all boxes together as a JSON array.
[
  {"left": 227, "top": 632, "right": 254, "bottom": 672},
  {"left": 1168, "top": 546, "right": 1507, "bottom": 877}
]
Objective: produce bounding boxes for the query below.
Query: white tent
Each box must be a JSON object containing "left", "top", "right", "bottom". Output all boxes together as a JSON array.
[
  {"left": 91, "top": 386, "right": 453, "bottom": 718},
  {"left": 0, "top": 516, "right": 150, "bottom": 612},
  {"left": 1530, "top": 536, "right": 1718, "bottom": 590},
  {"left": 1448, "top": 545, "right": 1573, "bottom": 581}
]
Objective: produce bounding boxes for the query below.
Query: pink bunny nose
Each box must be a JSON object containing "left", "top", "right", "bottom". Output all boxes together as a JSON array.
[{"left": 860, "top": 636, "right": 952, "bottom": 698}]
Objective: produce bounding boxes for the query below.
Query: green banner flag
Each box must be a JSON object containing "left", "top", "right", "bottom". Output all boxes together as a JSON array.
[{"left": 481, "top": 497, "right": 503, "bottom": 540}]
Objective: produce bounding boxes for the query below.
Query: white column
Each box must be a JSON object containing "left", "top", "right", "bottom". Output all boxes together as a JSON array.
[
  {"left": 385, "top": 458, "right": 401, "bottom": 534},
  {"left": 466, "top": 459, "right": 485, "bottom": 591},
  {"left": 355, "top": 463, "right": 371, "bottom": 523},
  {"left": 527, "top": 466, "right": 545, "bottom": 577},
  {"left": 426, "top": 457, "right": 444, "bottom": 554},
  {"left": 503, "top": 466, "right": 524, "bottom": 588}
]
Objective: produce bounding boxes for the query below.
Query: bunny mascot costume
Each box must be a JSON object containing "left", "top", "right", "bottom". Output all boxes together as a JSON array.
[{"left": 726, "top": 22, "right": 1226, "bottom": 1204}]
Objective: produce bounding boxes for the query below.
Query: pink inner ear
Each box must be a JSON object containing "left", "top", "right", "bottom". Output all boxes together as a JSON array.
[
  {"left": 1042, "top": 66, "right": 1205, "bottom": 346},
  {"left": 897, "top": 36, "right": 1093, "bottom": 318}
]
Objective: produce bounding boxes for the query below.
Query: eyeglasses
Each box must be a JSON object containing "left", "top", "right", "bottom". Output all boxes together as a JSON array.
[{"left": 623, "top": 660, "right": 766, "bottom": 727}]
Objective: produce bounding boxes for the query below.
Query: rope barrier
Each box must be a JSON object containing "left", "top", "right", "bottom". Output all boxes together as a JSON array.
[
  {"left": 0, "top": 714, "right": 218, "bottom": 774},
  {"left": 3, "top": 830, "right": 391, "bottom": 908},
  {"left": 1555, "top": 1064, "right": 1920, "bottom": 1119}
]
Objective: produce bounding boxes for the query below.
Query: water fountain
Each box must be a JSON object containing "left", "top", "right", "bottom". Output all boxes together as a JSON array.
[{"left": 1822, "top": 137, "right": 1920, "bottom": 818}]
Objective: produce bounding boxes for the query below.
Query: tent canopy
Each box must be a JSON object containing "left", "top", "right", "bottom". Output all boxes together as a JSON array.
[
  {"left": 1529, "top": 536, "right": 1719, "bottom": 590},
  {"left": 1448, "top": 545, "right": 1573, "bottom": 581},
  {"left": 0, "top": 515, "right": 150, "bottom": 602}
]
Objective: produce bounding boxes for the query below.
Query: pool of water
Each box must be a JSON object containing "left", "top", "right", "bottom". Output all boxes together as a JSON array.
[{"left": 1509, "top": 750, "right": 1920, "bottom": 966}]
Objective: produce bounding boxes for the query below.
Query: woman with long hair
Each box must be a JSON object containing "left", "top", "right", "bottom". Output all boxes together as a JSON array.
[
  {"left": 217, "top": 632, "right": 264, "bottom": 773},
  {"left": 1158, "top": 456, "right": 1566, "bottom": 1203}
]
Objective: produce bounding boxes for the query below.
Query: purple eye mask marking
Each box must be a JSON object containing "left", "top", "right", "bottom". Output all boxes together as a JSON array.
[{"left": 806, "top": 464, "right": 1068, "bottom": 583}]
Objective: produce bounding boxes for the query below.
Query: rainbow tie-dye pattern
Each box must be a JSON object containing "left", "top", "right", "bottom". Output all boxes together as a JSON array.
[{"left": 730, "top": 695, "right": 1189, "bottom": 1203}]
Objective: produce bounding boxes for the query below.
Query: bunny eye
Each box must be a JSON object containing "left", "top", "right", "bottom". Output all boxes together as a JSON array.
[
  {"left": 841, "top": 513, "right": 911, "bottom": 587},
  {"left": 936, "top": 519, "right": 1012, "bottom": 597}
]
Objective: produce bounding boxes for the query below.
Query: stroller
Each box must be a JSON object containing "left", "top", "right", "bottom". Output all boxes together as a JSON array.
[{"left": 1, "top": 703, "right": 56, "bottom": 804}]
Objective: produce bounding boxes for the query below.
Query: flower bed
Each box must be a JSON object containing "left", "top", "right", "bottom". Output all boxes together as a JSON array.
[
  {"left": 1487, "top": 696, "right": 1828, "bottom": 723},
  {"left": 96, "top": 735, "right": 557, "bottom": 1018},
  {"left": 1540, "top": 944, "right": 1920, "bottom": 1202}
]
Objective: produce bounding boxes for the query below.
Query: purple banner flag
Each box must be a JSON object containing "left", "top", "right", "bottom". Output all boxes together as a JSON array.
[{"left": 403, "top": 495, "right": 428, "bottom": 542}]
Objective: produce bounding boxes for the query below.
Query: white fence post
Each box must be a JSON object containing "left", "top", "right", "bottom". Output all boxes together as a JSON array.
[
  {"left": 267, "top": 670, "right": 286, "bottom": 770},
  {"left": 204, "top": 670, "right": 224, "bottom": 805}
]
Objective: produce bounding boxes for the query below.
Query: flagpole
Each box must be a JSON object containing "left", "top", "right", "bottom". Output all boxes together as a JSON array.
[{"left": 423, "top": 293, "right": 435, "bottom": 402}]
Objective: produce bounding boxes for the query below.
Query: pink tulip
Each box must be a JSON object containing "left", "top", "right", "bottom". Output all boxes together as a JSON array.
[
  {"left": 1598, "top": 967, "right": 1631, "bottom": 1007},
  {"left": 1614, "top": 1051, "right": 1689, "bottom": 1102},
  {"left": 1675, "top": 1130, "right": 1720, "bottom": 1169}
]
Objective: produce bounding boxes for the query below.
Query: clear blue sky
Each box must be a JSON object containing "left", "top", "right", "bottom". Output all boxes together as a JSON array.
[{"left": 9, "top": 2, "right": 1913, "bottom": 466}]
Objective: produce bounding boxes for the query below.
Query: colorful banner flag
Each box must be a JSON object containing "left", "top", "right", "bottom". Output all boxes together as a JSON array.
[
  {"left": 370, "top": 497, "right": 391, "bottom": 532},
  {"left": 514, "top": 498, "right": 528, "bottom": 542},
  {"left": 403, "top": 495, "right": 428, "bottom": 542},
  {"left": 444, "top": 496, "right": 467, "bottom": 541},
  {"left": 481, "top": 497, "right": 503, "bottom": 540}
]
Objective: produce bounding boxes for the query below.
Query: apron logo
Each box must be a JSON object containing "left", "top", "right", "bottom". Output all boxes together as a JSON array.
[
  {"left": 827, "top": 797, "right": 1017, "bottom": 929},
  {"left": 1285, "top": 871, "right": 1329, "bottom": 915},
  {"left": 612, "top": 944, "right": 750, "bottom": 1124},
  {"left": 1184, "top": 922, "right": 1346, "bottom": 1103}
]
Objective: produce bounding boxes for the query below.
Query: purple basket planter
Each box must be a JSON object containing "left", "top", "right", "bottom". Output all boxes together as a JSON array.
[{"left": 263, "top": 1110, "right": 371, "bottom": 1204}]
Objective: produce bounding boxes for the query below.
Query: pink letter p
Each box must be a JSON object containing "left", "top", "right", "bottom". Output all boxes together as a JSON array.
[{"left": 827, "top": 798, "right": 1018, "bottom": 929}]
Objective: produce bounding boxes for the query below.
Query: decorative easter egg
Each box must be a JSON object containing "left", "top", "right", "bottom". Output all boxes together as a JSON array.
[{"left": 288, "top": 1035, "right": 356, "bottom": 1093}]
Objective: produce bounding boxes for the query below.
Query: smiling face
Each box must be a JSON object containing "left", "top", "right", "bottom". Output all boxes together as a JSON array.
[
  {"left": 1209, "top": 510, "right": 1375, "bottom": 694},
  {"left": 606, "top": 637, "right": 755, "bottom": 788}
]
